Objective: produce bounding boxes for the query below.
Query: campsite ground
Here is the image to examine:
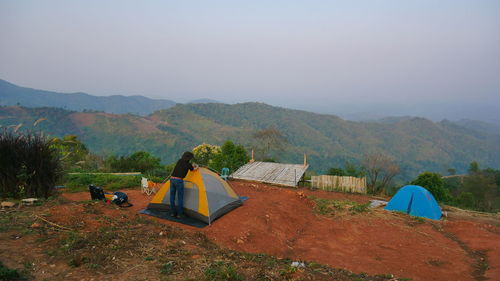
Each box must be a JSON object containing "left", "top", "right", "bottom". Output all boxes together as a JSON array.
[{"left": 1, "top": 180, "right": 498, "bottom": 281}]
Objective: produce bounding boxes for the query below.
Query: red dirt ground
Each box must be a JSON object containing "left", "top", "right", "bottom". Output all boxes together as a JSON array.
[{"left": 61, "top": 180, "right": 500, "bottom": 281}]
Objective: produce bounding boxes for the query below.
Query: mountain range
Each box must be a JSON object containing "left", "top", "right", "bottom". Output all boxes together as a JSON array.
[
  {"left": 1, "top": 78, "right": 499, "bottom": 180},
  {"left": 0, "top": 79, "right": 177, "bottom": 115},
  {"left": 1, "top": 102, "right": 499, "bottom": 181}
]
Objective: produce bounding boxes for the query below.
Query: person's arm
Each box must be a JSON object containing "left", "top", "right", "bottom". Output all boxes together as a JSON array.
[
  {"left": 193, "top": 163, "right": 199, "bottom": 170},
  {"left": 187, "top": 162, "right": 197, "bottom": 171}
]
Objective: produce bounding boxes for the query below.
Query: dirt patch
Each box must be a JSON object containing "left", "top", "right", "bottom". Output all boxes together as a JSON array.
[
  {"left": 442, "top": 220, "right": 500, "bottom": 281},
  {"left": 1, "top": 198, "right": 392, "bottom": 281},
  {"left": 130, "top": 118, "right": 163, "bottom": 134},
  {"left": 47, "top": 180, "right": 500, "bottom": 281},
  {"left": 70, "top": 112, "right": 97, "bottom": 127}
]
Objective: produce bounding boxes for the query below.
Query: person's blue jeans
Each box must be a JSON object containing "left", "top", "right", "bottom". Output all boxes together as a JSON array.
[{"left": 170, "top": 178, "right": 184, "bottom": 216}]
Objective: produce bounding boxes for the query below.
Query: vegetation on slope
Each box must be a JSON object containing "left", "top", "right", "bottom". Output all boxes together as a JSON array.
[{"left": 1, "top": 103, "right": 499, "bottom": 181}]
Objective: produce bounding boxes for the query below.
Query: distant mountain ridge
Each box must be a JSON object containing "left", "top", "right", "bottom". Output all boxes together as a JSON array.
[
  {"left": 2, "top": 78, "right": 498, "bottom": 133},
  {"left": 188, "top": 98, "right": 221, "bottom": 104},
  {"left": 0, "top": 79, "right": 176, "bottom": 115},
  {"left": 1, "top": 103, "right": 499, "bottom": 181}
]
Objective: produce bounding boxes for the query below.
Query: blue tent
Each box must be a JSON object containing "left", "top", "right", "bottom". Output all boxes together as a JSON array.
[{"left": 385, "top": 185, "right": 442, "bottom": 220}]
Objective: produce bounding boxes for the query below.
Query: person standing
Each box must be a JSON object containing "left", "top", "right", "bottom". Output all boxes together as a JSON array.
[{"left": 170, "top": 151, "right": 198, "bottom": 218}]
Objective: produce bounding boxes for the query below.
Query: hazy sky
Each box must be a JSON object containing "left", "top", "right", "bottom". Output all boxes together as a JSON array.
[{"left": 1, "top": 1, "right": 499, "bottom": 121}]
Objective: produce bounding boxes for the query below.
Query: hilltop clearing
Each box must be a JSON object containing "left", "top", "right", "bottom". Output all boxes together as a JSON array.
[{"left": 2, "top": 180, "right": 497, "bottom": 280}]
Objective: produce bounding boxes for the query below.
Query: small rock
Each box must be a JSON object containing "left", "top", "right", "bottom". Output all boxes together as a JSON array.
[
  {"left": 49, "top": 264, "right": 56, "bottom": 268},
  {"left": 291, "top": 261, "right": 305, "bottom": 268},
  {"left": 191, "top": 255, "right": 201, "bottom": 259},
  {"left": 31, "top": 223, "right": 41, "bottom": 228},
  {"left": 21, "top": 198, "right": 38, "bottom": 205},
  {"left": 1, "top": 201, "right": 16, "bottom": 208},
  {"left": 236, "top": 239, "right": 244, "bottom": 244},
  {"left": 159, "top": 231, "right": 164, "bottom": 236}
]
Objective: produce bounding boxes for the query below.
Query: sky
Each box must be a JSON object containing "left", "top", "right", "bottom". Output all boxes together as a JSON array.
[{"left": 1, "top": 0, "right": 499, "bottom": 122}]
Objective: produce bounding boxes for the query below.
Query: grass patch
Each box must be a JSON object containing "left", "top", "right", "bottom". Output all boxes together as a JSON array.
[
  {"left": 0, "top": 261, "right": 27, "bottom": 281},
  {"left": 0, "top": 211, "right": 34, "bottom": 232},
  {"left": 160, "top": 262, "right": 174, "bottom": 275},
  {"left": 411, "top": 216, "right": 426, "bottom": 224},
  {"left": 406, "top": 216, "right": 426, "bottom": 227},
  {"left": 309, "top": 196, "right": 370, "bottom": 217},
  {"left": 204, "top": 261, "right": 243, "bottom": 281},
  {"left": 61, "top": 173, "right": 141, "bottom": 192}
]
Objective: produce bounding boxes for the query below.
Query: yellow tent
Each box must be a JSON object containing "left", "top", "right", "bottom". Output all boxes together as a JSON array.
[{"left": 143, "top": 168, "right": 242, "bottom": 224}]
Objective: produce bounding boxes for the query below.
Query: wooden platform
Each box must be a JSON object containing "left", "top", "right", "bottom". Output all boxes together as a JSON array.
[{"left": 231, "top": 161, "right": 308, "bottom": 187}]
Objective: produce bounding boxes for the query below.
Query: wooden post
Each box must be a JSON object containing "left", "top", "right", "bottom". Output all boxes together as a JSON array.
[
  {"left": 250, "top": 149, "right": 255, "bottom": 163},
  {"left": 303, "top": 153, "right": 307, "bottom": 167}
]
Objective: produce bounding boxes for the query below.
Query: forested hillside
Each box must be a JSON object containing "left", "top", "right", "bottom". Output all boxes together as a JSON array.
[{"left": 1, "top": 103, "right": 499, "bottom": 180}]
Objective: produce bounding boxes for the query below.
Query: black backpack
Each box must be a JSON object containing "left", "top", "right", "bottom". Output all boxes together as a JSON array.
[{"left": 89, "top": 184, "right": 105, "bottom": 200}]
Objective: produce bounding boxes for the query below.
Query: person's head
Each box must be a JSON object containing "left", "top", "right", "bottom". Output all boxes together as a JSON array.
[{"left": 181, "top": 151, "right": 194, "bottom": 161}]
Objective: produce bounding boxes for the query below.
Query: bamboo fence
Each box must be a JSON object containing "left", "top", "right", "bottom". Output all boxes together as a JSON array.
[{"left": 311, "top": 175, "right": 367, "bottom": 194}]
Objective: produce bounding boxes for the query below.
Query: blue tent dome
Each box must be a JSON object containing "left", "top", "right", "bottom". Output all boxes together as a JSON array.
[{"left": 385, "top": 185, "right": 442, "bottom": 220}]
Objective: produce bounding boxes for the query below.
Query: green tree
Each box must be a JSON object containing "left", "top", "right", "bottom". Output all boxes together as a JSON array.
[
  {"left": 468, "top": 161, "right": 480, "bottom": 174},
  {"left": 410, "top": 172, "right": 447, "bottom": 202},
  {"left": 193, "top": 143, "right": 221, "bottom": 166},
  {"left": 210, "top": 141, "right": 249, "bottom": 173},
  {"left": 462, "top": 173, "right": 497, "bottom": 212},
  {"left": 328, "top": 163, "right": 364, "bottom": 177},
  {"left": 456, "top": 192, "right": 474, "bottom": 209},
  {"left": 50, "top": 135, "right": 89, "bottom": 170},
  {"left": 327, "top": 167, "right": 345, "bottom": 176},
  {"left": 106, "top": 151, "right": 164, "bottom": 176},
  {"left": 345, "top": 162, "right": 365, "bottom": 177}
]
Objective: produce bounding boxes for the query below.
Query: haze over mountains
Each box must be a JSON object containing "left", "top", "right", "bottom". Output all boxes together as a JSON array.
[{"left": 2, "top": 78, "right": 499, "bottom": 124}]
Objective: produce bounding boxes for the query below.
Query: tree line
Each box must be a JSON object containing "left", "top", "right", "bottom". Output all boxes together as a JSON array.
[
  {"left": 2, "top": 128, "right": 497, "bottom": 213},
  {"left": 326, "top": 159, "right": 499, "bottom": 212},
  {"left": 0, "top": 128, "right": 251, "bottom": 198}
]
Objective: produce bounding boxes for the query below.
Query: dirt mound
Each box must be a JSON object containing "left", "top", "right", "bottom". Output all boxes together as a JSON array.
[{"left": 58, "top": 180, "right": 500, "bottom": 281}]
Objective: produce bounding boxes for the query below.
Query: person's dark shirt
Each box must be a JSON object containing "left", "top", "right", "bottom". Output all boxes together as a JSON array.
[{"left": 171, "top": 158, "right": 194, "bottom": 178}]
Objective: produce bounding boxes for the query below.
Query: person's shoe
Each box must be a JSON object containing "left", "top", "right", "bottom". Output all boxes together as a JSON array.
[{"left": 170, "top": 212, "right": 177, "bottom": 217}]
